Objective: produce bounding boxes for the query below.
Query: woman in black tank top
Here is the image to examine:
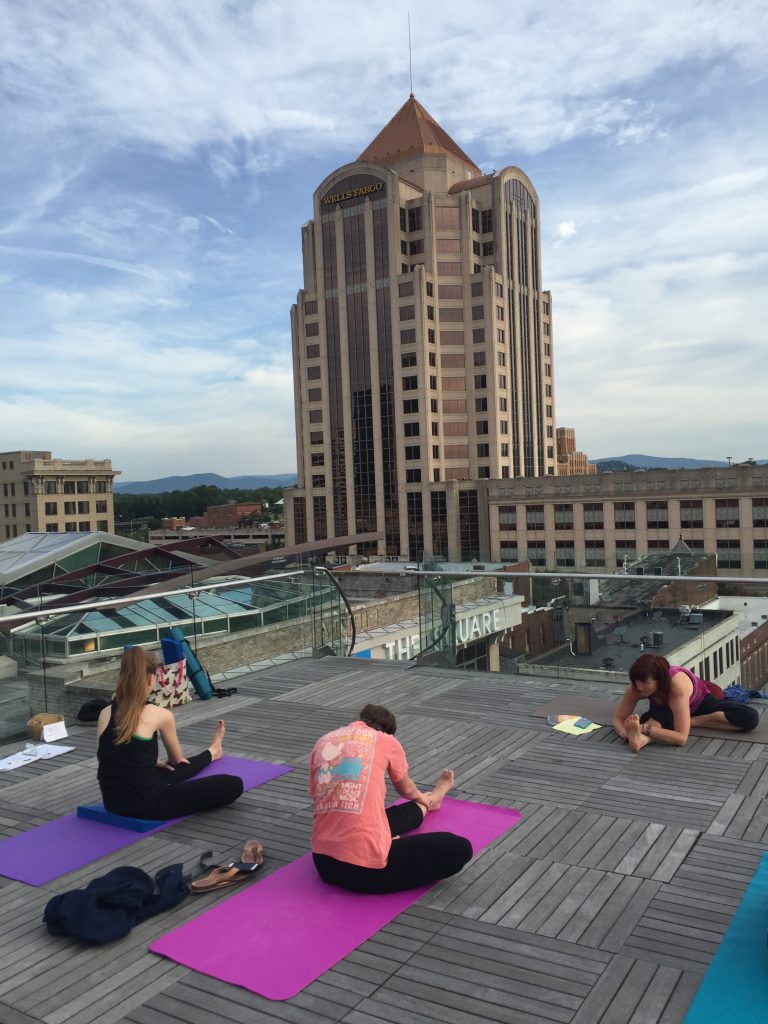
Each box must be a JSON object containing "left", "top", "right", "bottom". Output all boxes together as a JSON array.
[{"left": 96, "top": 647, "right": 243, "bottom": 819}]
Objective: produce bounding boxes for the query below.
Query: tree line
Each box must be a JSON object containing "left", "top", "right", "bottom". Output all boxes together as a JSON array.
[{"left": 114, "top": 485, "right": 284, "bottom": 526}]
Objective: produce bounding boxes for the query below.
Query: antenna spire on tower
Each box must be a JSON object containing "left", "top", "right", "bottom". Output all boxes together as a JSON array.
[{"left": 408, "top": 12, "right": 414, "bottom": 96}]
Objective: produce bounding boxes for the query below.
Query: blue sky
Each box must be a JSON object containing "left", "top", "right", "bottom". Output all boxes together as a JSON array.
[{"left": 1, "top": 0, "right": 766, "bottom": 481}]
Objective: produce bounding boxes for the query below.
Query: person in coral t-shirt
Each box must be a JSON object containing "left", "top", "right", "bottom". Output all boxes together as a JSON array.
[{"left": 309, "top": 704, "right": 472, "bottom": 893}]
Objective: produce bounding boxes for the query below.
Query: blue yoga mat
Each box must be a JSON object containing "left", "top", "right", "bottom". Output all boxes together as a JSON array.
[{"left": 684, "top": 851, "right": 768, "bottom": 1024}]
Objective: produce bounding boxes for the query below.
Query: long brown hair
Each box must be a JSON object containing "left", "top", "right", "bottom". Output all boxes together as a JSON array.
[
  {"left": 113, "top": 647, "right": 157, "bottom": 744},
  {"left": 629, "top": 653, "right": 671, "bottom": 703}
]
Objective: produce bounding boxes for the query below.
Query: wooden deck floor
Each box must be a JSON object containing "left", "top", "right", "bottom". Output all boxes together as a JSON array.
[{"left": 1, "top": 657, "right": 765, "bottom": 1024}]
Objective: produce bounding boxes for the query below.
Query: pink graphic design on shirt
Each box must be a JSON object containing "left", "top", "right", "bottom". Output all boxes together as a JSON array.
[{"left": 313, "top": 725, "right": 376, "bottom": 814}]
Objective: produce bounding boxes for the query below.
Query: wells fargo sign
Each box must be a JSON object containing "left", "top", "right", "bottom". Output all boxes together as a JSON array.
[{"left": 323, "top": 181, "right": 384, "bottom": 206}]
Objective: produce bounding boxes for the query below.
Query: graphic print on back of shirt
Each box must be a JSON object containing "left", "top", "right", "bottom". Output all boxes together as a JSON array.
[{"left": 313, "top": 725, "right": 377, "bottom": 814}]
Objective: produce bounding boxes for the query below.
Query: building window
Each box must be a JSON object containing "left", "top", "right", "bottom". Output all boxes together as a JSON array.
[
  {"left": 478, "top": 466, "right": 491, "bottom": 478},
  {"left": 311, "top": 453, "right": 325, "bottom": 466},
  {"left": 716, "top": 539, "right": 741, "bottom": 568},
  {"left": 476, "top": 420, "right": 489, "bottom": 435},
  {"left": 309, "top": 409, "right": 322, "bottom": 423},
  {"left": 405, "top": 468, "right": 422, "bottom": 483},
  {"left": 305, "top": 299, "right": 318, "bottom": 315},
  {"left": 429, "top": 375, "right": 438, "bottom": 389},
  {"left": 473, "top": 352, "right": 486, "bottom": 367},
  {"left": 64, "top": 501, "right": 76, "bottom": 514},
  {"left": 409, "top": 239, "right": 424, "bottom": 256},
  {"left": 615, "top": 501, "right": 635, "bottom": 530},
  {"left": 646, "top": 501, "right": 669, "bottom": 529},
  {"left": 471, "top": 305, "right": 484, "bottom": 320},
  {"left": 307, "top": 366, "right": 321, "bottom": 380},
  {"left": 432, "top": 445, "right": 440, "bottom": 458},
  {"left": 754, "top": 540, "right": 768, "bottom": 569},
  {"left": 78, "top": 522, "right": 91, "bottom": 531},
  {"left": 680, "top": 500, "right": 703, "bottom": 529},
  {"left": 440, "top": 307, "right": 463, "bottom": 323},
  {"left": 472, "top": 328, "right": 485, "bottom": 343},
  {"left": 405, "top": 446, "right": 421, "bottom": 460},
  {"left": 77, "top": 501, "right": 89, "bottom": 513},
  {"left": 752, "top": 498, "right": 768, "bottom": 527},
  {"left": 308, "top": 387, "right": 322, "bottom": 402},
  {"left": 408, "top": 207, "right": 423, "bottom": 232},
  {"left": 499, "top": 419, "right": 508, "bottom": 433},
  {"left": 400, "top": 305, "right": 415, "bottom": 321},
  {"left": 499, "top": 375, "right": 507, "bottom": 389},
  {"left": 437, "top": 262, "right": 461, "bottom": 276},
  {"left": 305, "top": 322, "right": 320, "bottom": 337},
  {"left": 96, "top": 481, "right": 108, "bottom": 493},
  {"left": 403, "top": 399, "right": 419, "bottom": 414},
  {"left": 306, "top": 343, "right": 320, "bottom": 358},
  {"left": 63, "top": 481, "right": 75, "bottom": 494},
  {"left": 311, "top": 475, "right": 325, "bottom": 487},
  {"left": 426, "top": 305, "right": 434, "bottom": 320},
  {"left": 482, "top": 241, "right": 495, "bottom": 257},
  {"left": 431, "top": 399, "right": 439, "bottom": 412},
  {"left": 500, "top": 443, "right": 509, "bottom": 456},
  {"left": 526, "top": 540, "right": 546, "bottom": 566},
  {"left": 46, "top": 524, "right": 58, "bottom": 532},
  {"left": 475, "top": 397, "right": 487, "bottom": 411},
  {"left": 477, "top": 443, "right": 490, "bottom": 458},
  {"left": 76, "top": 481, "right": 89, "bottom": 494},
  {"left": 715, "top": 499, "right": 740, "bottom": 528},
  {"left": 400, "top": 329, "right": 416, "bottom": 345},
  {"left": 431, "top": 422, "right": 439, "bottom": 436},
  {"left": 97, "top": 520, "right": 109, "bottom": 531},
  {"left": 398, "top": 281, "right": 414, "bottom": 297},
  {"left": 480, "top": 210, "right": 493, "bottom": 233},
  {"left": 44, "top": 502, "right": 57, "bottom": 515},
  {"left": 471, "top": 208, "right": 480, "bottom": 232},
  {"left": 310, "top": 431, "right": 323, "bottom": 444},
  {"left": 438, "top": 284, "right": 462, "bottom": 299},
  {"left": 474, "top": 375, "right": 487, "bottom": 389},
  {"left": 554, "top": 504, "right": 574, "bottom": 530},
  {"left": 404, "top": 422, "right": 420, "bottom": 437},
  {"left": 526, "top": 505, "right": 545, "bottom": 530},
  {"left": 401, "top": 352, "right": 417, "bottom": 367},
  {"left": 471, "top": 282, "right": 483, "bottom": 297},
  {"left": 556, "top": 540, "right": 575, "bottom": 566},
  {"left": 402, "top": 376, "right": 418, "bottom": 390},
  {"left": 45, "top": 482, "right": 57, "bottom": 494},
  {"left": 498, "top": 505, "right": 516, "bottom": 529},
  {"left": 585, "top": 539, "right": 605, "bottom": 567}
]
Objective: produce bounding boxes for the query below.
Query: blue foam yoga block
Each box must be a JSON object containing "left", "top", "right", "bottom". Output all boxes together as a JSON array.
[{"left": 76, "top": 803, "right": 166, "bottom": 832}]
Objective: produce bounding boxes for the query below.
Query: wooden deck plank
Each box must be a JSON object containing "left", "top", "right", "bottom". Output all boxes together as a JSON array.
[{"left": 0, "top": 659, "right": 765, "bottom": 1024}]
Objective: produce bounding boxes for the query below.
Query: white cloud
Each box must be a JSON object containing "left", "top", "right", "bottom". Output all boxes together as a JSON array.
[{"left": 0, "top": 0, "right": 766, "bottom": 475}]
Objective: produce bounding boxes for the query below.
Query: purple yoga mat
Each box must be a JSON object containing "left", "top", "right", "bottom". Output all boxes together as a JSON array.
[
  {"left": 150, "top": 798, "right": 521, "bottom": 1000},
  {"left": 0, "top": 757, "right": 291, "bottom": 886}
]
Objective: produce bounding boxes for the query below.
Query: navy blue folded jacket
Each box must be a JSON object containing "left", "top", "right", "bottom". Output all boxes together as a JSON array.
[{"left": 44, "top": 864, "right": 188, "bottom": 943}]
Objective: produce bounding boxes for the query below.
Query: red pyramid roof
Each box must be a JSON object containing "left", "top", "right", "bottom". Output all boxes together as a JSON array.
[{"left": 358, "top": 95, "right": 480, "bottom": 175}]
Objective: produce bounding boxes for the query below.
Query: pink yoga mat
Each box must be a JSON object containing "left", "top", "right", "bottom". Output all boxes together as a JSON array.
[
  {"left": 0, "top": 757, "right": 291, "bottom": 885},
  {"left": 150, "top": 798, "right": 520, "bottom": 1000}
]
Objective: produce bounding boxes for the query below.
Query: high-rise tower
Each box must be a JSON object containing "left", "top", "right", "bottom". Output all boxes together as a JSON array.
[{"left": 285, "top": 96, "right": 555, "bottom": 561}]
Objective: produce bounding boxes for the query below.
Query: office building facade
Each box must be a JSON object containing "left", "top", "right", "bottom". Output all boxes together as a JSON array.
[
  {"left": 0, "top": 450, "right": 119, "bottom": 539},
  {"left": 484, "top": 464, "right": 768, "bottom": 575},
  {"left": 285, "top": 96, "right": 556, "bottom": 560}
]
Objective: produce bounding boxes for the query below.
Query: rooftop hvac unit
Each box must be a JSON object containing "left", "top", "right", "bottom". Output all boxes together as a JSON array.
[
  {"left": 678, "top": 604, "right": 691, "bottom": 621},
  {"left": 652, "top": 631, "right": 664, "bottom": 647},
  {"left": 687, "top": 612, "right": 703, "bottom": 628}
]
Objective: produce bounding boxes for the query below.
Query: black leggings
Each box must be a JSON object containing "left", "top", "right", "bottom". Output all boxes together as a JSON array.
[
  {"left": 111, "top": 751, "right": 244, "bottom": 820},
  {"left": 312, "top": 801, "right": 473, "bottom": 894},
  {"left": 642, "top": 694, "right": 759, "bottom": 732}
]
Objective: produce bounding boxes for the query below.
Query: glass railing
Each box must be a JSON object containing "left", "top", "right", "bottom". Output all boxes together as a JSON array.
[
  {"left": 1, "top": 563, "right": 766, "bottom": 742},
  {"left": 0, "top": 567, "right": 352, "bottom": 741}
]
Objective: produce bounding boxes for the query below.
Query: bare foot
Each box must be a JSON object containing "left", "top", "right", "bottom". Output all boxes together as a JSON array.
[
  {"left": 624, "top": 714, "right": 649, "bottom": 754},
  {"left": 208, "top": 719, "right": 225, "bottom": 761},
  {"left": 422, "top": 768, "right": 455, "bottom": 811}
]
